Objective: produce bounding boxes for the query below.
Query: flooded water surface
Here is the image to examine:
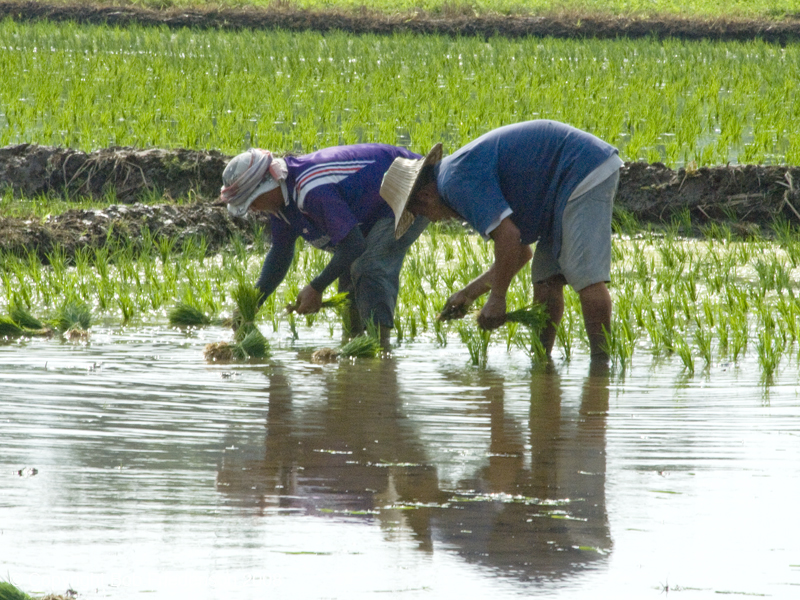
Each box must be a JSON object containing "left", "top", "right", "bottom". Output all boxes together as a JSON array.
[{"left": 2, "top": 325, "right": 799, "bottom": 599}]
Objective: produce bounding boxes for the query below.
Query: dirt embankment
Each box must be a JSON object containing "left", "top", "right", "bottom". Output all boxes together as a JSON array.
[
  {"left": 1, "top": 1, "right": 800, "bottom": 43},
  {"left": 2, "top": 145, "right": 800, "bottom": 262}
]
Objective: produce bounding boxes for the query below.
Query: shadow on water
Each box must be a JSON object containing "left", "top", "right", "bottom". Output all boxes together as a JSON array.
[{"left": 216, "top": 357, "right": 612, "bottom": 585}]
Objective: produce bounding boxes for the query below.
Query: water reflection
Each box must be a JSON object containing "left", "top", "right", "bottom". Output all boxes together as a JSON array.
[{"left": 217, "top": 358, "right": 611, "bottom": 584}]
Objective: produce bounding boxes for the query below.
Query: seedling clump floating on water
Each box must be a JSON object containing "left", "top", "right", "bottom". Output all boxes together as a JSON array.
[
  {"left": 204, "top": 327, "right": 270, "bottom": 362},
  {"left": 168, "top": 301, "right": 213, "bottom": 327},
  {"left": 0, "top": 301, "right": 52, "bottom": 338},
  {"left": 203, "top": 282, "right": 270, "bottom": 363},
  {"left": 54, "top": 299, "right": 91, "bottom": 340}
]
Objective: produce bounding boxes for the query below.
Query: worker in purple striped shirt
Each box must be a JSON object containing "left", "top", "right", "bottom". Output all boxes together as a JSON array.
[{"left": 219, "top": 144, "right": 428, "bottom": 347}]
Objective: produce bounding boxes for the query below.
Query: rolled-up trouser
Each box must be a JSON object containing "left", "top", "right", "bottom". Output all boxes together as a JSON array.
[
  {"left": 531, "top": 169, "right": 619, "bottom": 292},
  {"left": 337, "top": 215, "right": 428, "bottom": 329}
]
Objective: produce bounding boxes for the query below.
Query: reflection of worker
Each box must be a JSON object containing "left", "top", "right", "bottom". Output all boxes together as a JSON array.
[
  {"left": 218, "top": 145, "right": 428, "bottom": 346},
  {"left": 215, "top": 359, "right": 443, "bottom": 548},
  {"left": 432, "top": 362, "right": 611, "bottom": 578},
  {"left": 380, "top": 120, "right": 622, "bottom": 360},
  {"left": 216, "top": 359, "right": 611, "bottom": 583}
]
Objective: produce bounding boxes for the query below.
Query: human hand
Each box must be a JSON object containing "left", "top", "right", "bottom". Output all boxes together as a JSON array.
[
  {"left": 294, "top": 285, "right": 323, "bottom": 314},
  {"left": 438, "top": 289, "right": 472, "bottom": 321},
  {"left": 477, "top": 293, "right": 506, "bottom": 330}
]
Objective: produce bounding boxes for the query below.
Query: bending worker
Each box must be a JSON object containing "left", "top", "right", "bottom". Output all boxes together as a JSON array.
[
  {"left": 380, "top": 120, "right": 622, "bottom": 360},
  {"left": 219, "top": 144, "right": 428, "bottom": 347}
]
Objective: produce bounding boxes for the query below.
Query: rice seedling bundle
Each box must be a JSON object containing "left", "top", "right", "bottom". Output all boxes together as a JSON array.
[
  {"left": 54, "top": 299, "right": 92, "bottom": 332},
  {"left": 338, "top": 333, "right": 382, "bottom": 358},
  {"left": 168, "top": 301, "right": 213, "bottom": 327},
  {"left": 204, "top": 327, "right": 270, "bottom": 362},
  {"left": 504, "top": 304, "right": 549, "bottom": 332}
]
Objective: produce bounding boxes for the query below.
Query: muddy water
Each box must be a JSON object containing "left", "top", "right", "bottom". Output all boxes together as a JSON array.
[{"left": 2, "top": 324, "right": 799, "bottom": 599}]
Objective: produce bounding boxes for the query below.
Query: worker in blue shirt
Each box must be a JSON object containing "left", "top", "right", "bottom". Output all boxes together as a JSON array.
[{"left": 380, "top": 120, "right": 622, "bottom": 360}]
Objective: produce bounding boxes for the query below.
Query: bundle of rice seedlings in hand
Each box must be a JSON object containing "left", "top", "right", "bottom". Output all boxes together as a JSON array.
[
  {"left": 504, "top": 303, "right": 550, "bottom": 333},
  {"left": 54, "top": 299, "right": 91, "bottom": 340},
  {"left": 168, "top": 301, "right": 213, "bottom": 327},
  {"left": 437, "top": 302, "right": 468, "bottom": 321},
  {"left": 285, "top": 291, "right": 350, "bottom": 313}
]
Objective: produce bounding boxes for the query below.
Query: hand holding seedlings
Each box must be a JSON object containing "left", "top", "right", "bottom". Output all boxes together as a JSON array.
[
  {"left": 286, "top": 292, "right": 350, "bottom": 314},
  {"left": 477, "top": 293, "right": 507, "bottom": 330},
  {"left": 438, "top": 290, "right": 472, "bottom": 321}
]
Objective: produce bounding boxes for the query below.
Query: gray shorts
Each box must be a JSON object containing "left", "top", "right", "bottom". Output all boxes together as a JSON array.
[
  {"left": 531, "top": 169, "right": 619, "bottom": 291},
  {"left": 340, "top": 215, "right": 428, "bottom": 328}
]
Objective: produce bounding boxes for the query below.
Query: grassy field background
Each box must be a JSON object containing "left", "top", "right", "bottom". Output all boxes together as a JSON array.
[{"left": 20, "top": 0, "right": 800, "bottom": 20}]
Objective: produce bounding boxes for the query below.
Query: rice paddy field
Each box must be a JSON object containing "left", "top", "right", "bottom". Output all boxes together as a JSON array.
[{"left": 2, "top": 4, "right": 800, "bottom": 600}]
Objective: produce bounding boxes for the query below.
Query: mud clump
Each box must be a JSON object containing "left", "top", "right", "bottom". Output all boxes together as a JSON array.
[
  {"left": 2, "top": 144, "right": 800, "bottom": 262},
  {"left": 617, "top": 161, "right": 800, "bottom": 233}
]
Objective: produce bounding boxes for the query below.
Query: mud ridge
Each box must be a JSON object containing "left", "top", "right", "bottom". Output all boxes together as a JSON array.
[
  {"left": 1, "top": 1, "right": 800, "bottom": 43},
  {"left": 2, "top": 144, "right": 800, "bottom": 261}
]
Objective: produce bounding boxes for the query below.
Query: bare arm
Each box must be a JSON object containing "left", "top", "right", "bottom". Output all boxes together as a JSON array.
[
  {"left": 477, "top": 218, "right": 532, "bottom": 330},
  {"left": 440, "top": 217, "right": 531, "bottom": 324}
]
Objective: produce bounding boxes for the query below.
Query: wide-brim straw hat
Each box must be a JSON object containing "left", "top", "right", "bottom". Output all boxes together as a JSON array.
[{"left": 380, "top": 143, "right": 443, "bottom": 239}]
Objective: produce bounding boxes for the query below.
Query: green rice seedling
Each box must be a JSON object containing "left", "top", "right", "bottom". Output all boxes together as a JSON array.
[
  {"left": 504, "top": 320, "right": 519, "bottom": 352},
  {"left": 458, "top": 322, "right": 491, "bottom": 368},
  {"left": 729, "top": 314, "right": 749, "bottom": 361},
  {"left": 603, "top": 317, "right": 636, "bottom": 369},
  {"left": 434, "top": 318, "right": 448, "bottom": 347},
  {"left": 694, "top": 326, "right": 714, "bottom": 368},
  {"left": 116, "top": 290, "right": 136, "bottom": 325},
  {"left": 672, "top": 333, "right": 695, "bottom": 375},
  {"left": 757, "top": 328, "right": 782, "bottom": 379},
  {"left": 555, "top": 318, "right": 573, "bottom": 361}
]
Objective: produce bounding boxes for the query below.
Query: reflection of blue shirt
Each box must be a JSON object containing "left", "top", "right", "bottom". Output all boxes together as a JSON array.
[
  {"left": 271, "top": 144, "right": 421, "bottom": 251},
  {"left": 434, "top": 120, "right": 619, "bottom": 255}
]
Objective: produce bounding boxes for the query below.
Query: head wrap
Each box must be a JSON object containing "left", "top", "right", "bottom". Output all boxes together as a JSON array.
[{"left": 219, "top": 149, "right": 288, "bottom": 217}]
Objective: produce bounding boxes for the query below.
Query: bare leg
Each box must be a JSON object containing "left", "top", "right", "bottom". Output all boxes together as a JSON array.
[
  {"left": 578, "top": 281, "right": 612, "bottom": 361},
  {"left": 533, "top": 275, "right": 566, "bottom": 355}
]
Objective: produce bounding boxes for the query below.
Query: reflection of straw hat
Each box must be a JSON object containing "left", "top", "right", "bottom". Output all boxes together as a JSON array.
[{"left": 380, "top": 143, "right": 442, "bottom": 239}]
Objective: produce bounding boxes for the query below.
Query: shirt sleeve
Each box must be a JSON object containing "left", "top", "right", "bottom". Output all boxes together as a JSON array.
[
  {"left": 301, "top": 185, "right": 360, "bottom": 246},
  {"left": 254, "top": 217, "right": 298, "bottom": 305}
]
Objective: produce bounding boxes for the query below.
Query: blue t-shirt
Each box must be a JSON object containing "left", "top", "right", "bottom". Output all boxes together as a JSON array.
[
  {"left": 435, "top": 120, "right": 619, "bottom": 255},
  {"left": 270, "top": 144, "right": 421, "bottom": 252}
]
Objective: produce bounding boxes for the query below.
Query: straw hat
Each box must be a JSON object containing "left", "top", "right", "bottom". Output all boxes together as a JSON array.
[{"left": 380, "top": 143, "right": 442, "bottom": 239}]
